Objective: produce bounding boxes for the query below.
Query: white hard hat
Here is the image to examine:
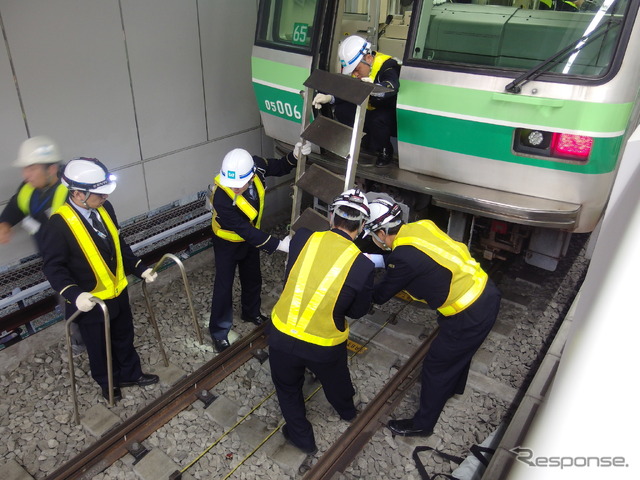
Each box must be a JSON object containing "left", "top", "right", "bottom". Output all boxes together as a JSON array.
[
  {"left": 62, "top": 157, "right": 117, "bottom": 195},
  {"left": 13, "top": 136, "right": 62, "bottom": 167},
  {"left": 338, "top": 35, "right": 371, "bottom": 75},
  {"left": 363, "top": 198, "right": 403, "bottom": 237},
  {"left": 219, "top": 148, "right": 255, "bottom": 188},
  {"left": 331, "top": 188, "right": 370, "bottom": 221}
]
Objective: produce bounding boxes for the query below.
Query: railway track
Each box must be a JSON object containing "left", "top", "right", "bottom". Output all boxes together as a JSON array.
[{"left": 1, "top": 232, "right": 589, "bottom": 480}]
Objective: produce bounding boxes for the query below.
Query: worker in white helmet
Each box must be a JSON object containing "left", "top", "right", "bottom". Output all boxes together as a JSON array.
[
  {"left": 41, "top": 157, "right": 159, "bottom": 403},
  {"left": 0, "top": 136, "right": 68, "bottom": 250},
  {"left": 268, "top": 189, "right": 375, "bottom": 455},
  {"left": 209, "top": 142, "right": 311, "bottom": 353},
  {"left": 363, "top": 198, "right": 501, "bottom": 437},
  {"left": 312, "top": 35, "right": 400, "bottom": 167}
]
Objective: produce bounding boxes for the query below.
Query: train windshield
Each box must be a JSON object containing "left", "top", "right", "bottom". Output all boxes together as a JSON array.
[
  {"left": 409, "top": 0, "right": 633, "bottom": 79},
  {"left": 255, "top": 0, "right": 321, "bottom": 53}
]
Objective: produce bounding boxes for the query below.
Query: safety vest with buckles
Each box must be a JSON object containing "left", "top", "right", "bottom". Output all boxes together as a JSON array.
[
  {"left": 393, "top": 221, "right": 488, "bottom": 316},
  {"left": 367, "top": 53, "right": 393, "bottom": 111},
  {"left": 17, "top": 183, "right": 68, "bottom": 217},
  {"left": 211, "top": 174, "right": 265, "bottom": 242},
  {"left": 272, "top": 231, "right": 361, "bottom": 346},
  {"left": 54, "top": 204, "right": 127, "bottom": 300}
]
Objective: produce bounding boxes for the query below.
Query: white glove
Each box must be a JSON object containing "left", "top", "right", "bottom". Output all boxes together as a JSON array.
[
  {"left": 360, "top": 77, "right": 374, "bottom": 83},
  {"left": 142, "top": 268, "right": 158, "bottom": 283},
  {"left": 277, "top": 236, "right": 291, "bottom": 253},
  {"left": 293, "top": 141, "right": 312, "bottom": 160},
  {"left": 312, "top": 93, "right": 333, "bottom": 109},
  {"left": 364, "top": 253, "right": 385, "bottom": 269},
  {"left": 76, "top": 292, "right": 96, "bottom": 312}
]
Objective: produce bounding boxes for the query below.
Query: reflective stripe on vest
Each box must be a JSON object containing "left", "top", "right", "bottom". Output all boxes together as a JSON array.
[
  {"left": 367, "top": 53, "right": 392, "bottom": 111},
  {"left": 393, "top": 221, "right": 488, "bottom": 316},
  {"left": 210, "top": 174, "right": 265, "bottom": 242},
  {"left": 55, "top": 204, "right": 127, "bottom": 300},
  {"left": 17, "top": 183, "right": 68, "bottom": 216},
  {"left": 271, "top": 231, "right": 361, "bottom": 346}
]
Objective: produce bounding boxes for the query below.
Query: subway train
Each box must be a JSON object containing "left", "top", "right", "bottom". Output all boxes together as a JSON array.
[{"left": 251, "top": 0, "right": 640, "bottom": 270}]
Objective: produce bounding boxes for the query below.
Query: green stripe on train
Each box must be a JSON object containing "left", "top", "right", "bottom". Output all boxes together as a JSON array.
[
  {"left": 397, "top": 109, "right": 622, "bottom": 174},
  {"left": 398, "top": 80, "right": 633, "bottom": 134},
  {"left": 253, "top": 82, "right": 304, "bottom": 123},
  {"left": 251, "top": 57, "right": 309, "bottom": 91}
]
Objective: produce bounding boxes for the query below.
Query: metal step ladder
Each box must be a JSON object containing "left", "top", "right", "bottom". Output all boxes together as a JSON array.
[{"left": 289, "top": 69, "right": 389, "bottom": 232}]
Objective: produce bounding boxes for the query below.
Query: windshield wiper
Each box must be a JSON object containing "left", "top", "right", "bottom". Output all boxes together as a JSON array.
[{"left": 504, "top": 18, "right": 621, "bottom": 94}]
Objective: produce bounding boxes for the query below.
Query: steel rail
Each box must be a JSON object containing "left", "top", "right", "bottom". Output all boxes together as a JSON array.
[
  {"left": 303, "top": 326, "right": 440, "bottom": 480},
  {"left": 44, "top": 324, "right": 268, "bottom": 480}
]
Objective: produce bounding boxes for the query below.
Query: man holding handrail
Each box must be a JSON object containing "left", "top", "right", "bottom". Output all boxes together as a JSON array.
[{"left": 41, "top": 157, "right": 158, "bottom": 402}]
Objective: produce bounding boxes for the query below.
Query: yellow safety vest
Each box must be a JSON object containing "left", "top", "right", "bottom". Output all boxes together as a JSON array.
[
  {"left": 272, "top": 231, "right": 361, "bottom": 346},
  {"left": 393, "top": 221, "right": 488, "bottom": 316},
  {"left": 366, "top": 53, "right": 392, "bottom": 111},
  {"left": 16, "top": 183, "right": 68, "bottom": 216},
  {"left": 54, "top": 204, "right": 127, "bottom": 300},
  {"left": 211, "top": 174, "right": 265, "bottom": 242}
]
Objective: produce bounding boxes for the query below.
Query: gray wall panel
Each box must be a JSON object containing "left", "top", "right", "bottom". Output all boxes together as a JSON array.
[
  {"left": 1, "top": 0, "right": 140, "bottom": 168},
  {"left": 200, "top": 1, "right": 261, "bottom": 139},
  {"left": 121, "top": 0, "right": 207, "bottom": 158},
  {"left": 144, "top": 129, "right": 262, "bottom": 210},
  {"left": 0, "top": 0, "right": 266, "bottom": 267},
  {"left": 0, "top": 48, "right": 27, "bottom": 205}
]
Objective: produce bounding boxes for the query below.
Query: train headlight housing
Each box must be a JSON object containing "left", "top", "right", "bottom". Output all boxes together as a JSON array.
[{"left": 513, "top": 128, "right": 592, "bottom": 162}]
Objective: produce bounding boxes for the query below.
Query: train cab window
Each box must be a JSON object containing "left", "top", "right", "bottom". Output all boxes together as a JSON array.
[
  {"left": 408, "top": 0, "right": 634, "bottom": 80},
  {"left": 256, "top": 0, "right": 320, "bottom": 52}
]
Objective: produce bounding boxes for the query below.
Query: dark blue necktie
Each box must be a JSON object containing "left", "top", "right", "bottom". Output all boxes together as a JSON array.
[{"left": 89, "top": 210, "right": 108, "bottom": 238}]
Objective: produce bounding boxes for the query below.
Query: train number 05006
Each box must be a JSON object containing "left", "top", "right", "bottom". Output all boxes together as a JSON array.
[{"left": 264, "top": 100, "right": 301, "bottom": 120}]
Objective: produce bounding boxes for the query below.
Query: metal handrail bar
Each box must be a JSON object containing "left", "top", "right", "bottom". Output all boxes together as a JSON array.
[
  {"left": 141, "top": 253, "right": 203, "bottom": 367},
  {"left": 65, "top": 298, "right": 113, "bottom": 424}
]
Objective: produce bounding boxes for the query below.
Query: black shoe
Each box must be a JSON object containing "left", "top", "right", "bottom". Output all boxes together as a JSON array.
[
  {"left": 282, "top": 425, "right": 318, "bottom": 455},
  {"left": 101, "top": 386, "right": 122, "bottom": 402},
  {"left": 342, "top": 409, "right": 359, "bottom": 423},
  {"left": 241, "top": 313, "right": 268, "bottom": 326},
  {"left": 120, "top": 373, "right": 159, "bottom": 387},
  {"left": 388, "top": 418, "right": 433, "bottom": 437},
  {"left": 375, "top": 147, "right": 393, "bottom": 168},
  {"left": 214, "top": 338, "right": 230, "bottom": 353}
]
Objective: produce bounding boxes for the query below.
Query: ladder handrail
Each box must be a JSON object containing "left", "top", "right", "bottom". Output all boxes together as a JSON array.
[
  {"left": 65, "top": 298, "right": 112, "bottom": 424},
  {"left": 141, "top": 253, "right": 204, "bottom": 367},
  {"left": 291, "top": 69, "right": 377, "bottom": 230}
]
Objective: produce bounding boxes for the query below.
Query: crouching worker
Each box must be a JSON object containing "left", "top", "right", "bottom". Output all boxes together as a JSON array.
[
  {"left": 269, "top": 189, "right": 375, "bottom": 454},
  {"left": 41, "top": 157, "right": 159, "bottom": 402},
  {"left": 363, "top": 198, "right": 501, "bottom": 437}
]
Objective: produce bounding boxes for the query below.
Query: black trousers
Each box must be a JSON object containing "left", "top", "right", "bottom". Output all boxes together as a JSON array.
[
  {"left": 70, "top": 289, "right": 143, "bottom": 389},
  {"left": 413, "top": 280, "right": 502, "bottom": 431},
  {"left": 209, "top": 236, "right": 262, "bottom": 341},
  {"left": 334, "top": 102, "right": 396, "bottom": 152},
  {"left": 269, "top": 345, "right": 356, "bottom": 451}
]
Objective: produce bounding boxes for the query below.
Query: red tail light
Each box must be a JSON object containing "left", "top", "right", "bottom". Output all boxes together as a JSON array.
[{"left": 551, "top": 133, "right": 593, "bottom": 160}]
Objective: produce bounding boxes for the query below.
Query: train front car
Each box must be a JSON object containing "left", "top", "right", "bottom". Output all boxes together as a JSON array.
[
  {"left": 252, "top": 0, "right": 640, "bottom": 270},
  {"left": 399, "top": 0, "right": 640, "bottom": 269}
]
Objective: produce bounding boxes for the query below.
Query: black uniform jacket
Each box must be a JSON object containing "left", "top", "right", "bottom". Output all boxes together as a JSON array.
[
  {"left": 373, "top": 244, "right": 453, "bottom": 309},
  {"left": 335, "top": 54, "right": 400, "bottom": 110},
  {"left": 368, "top": 54, "right": 401, "bottom": 109},
  {"left": 41, "top": 200, "right": 146, "bottom": 307},
  {"left": 0, "top": 180, "right": 67, "bottom": 251},
  {"left": 268, "top": 227, "right": 375, "bottom": 362},
  {"left": 212, "top": 152, "right": 296, "bottom": 253}
]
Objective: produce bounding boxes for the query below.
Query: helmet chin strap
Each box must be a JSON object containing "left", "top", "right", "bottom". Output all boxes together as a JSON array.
[
  {"left": 81, "top": 191, "right": 91, "bottom": 208},
  {"left": 372, "top": 230, "right": 391, "bottom": 251}
]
